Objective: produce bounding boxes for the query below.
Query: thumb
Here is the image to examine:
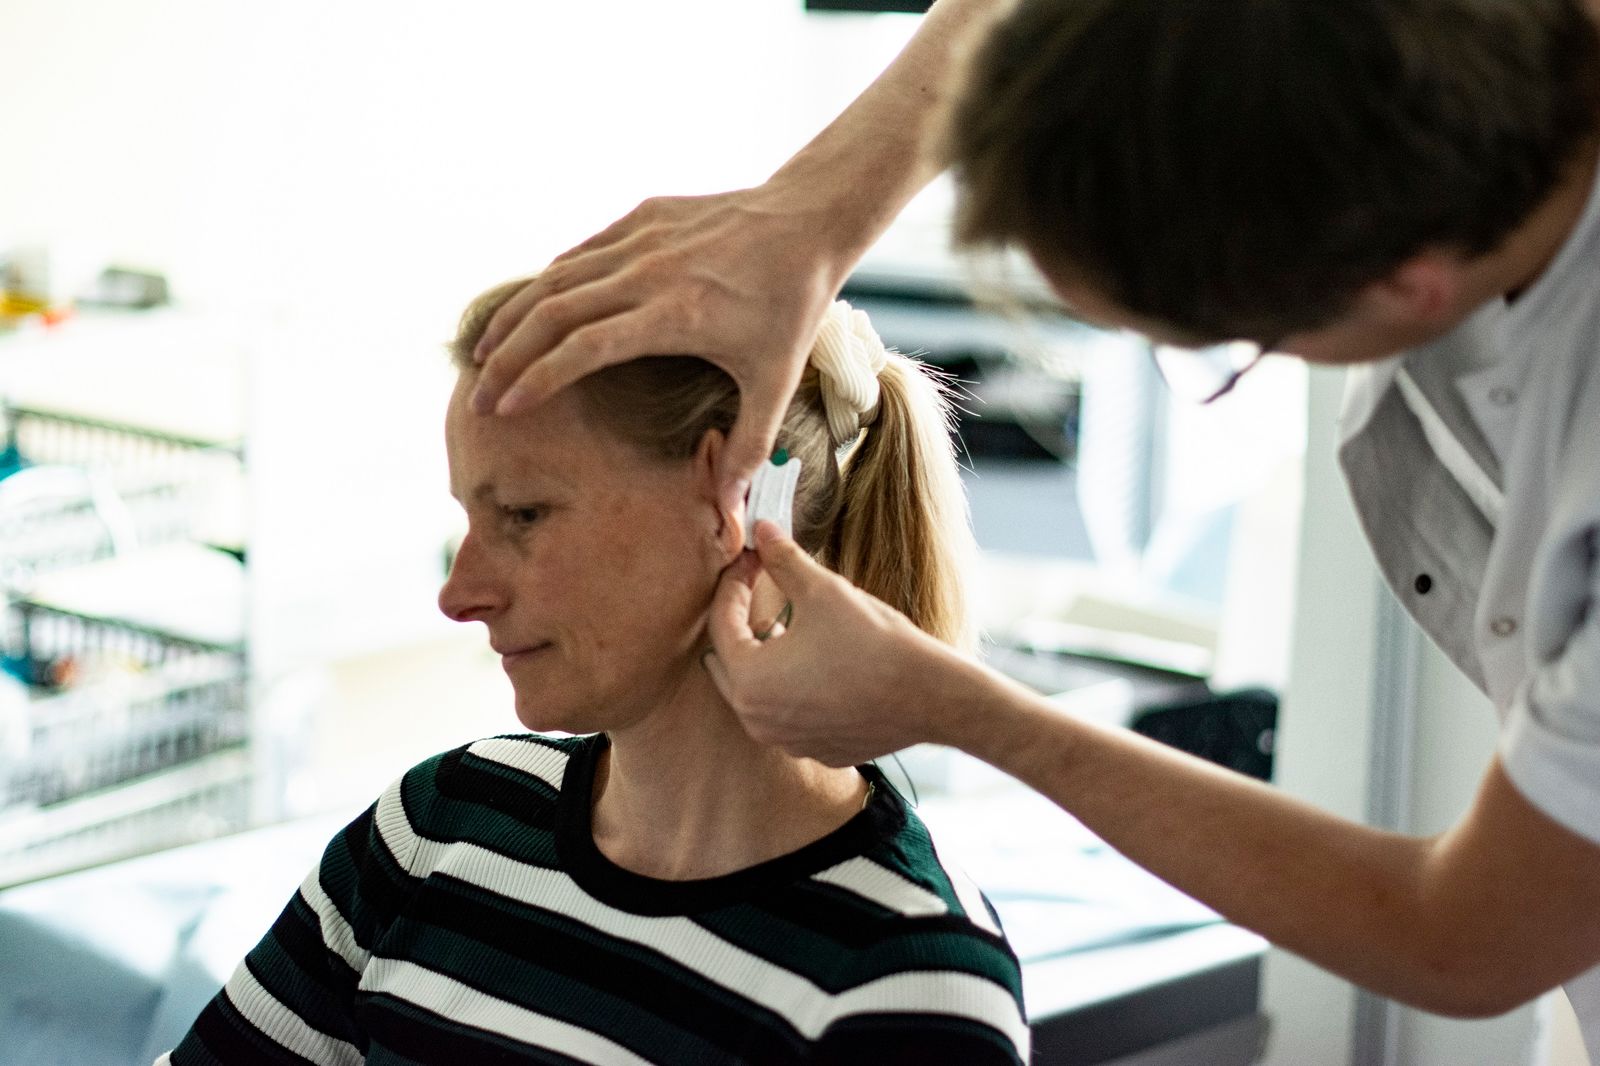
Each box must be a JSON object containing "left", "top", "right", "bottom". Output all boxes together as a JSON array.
[
  {"left": 708, "top": 552, "right": 763, "bottom": 660},
  {"left": 752, "top": 522, "right": 829, "bottom": 602}
]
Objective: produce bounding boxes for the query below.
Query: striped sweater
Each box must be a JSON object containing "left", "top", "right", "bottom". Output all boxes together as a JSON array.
[{"left": 161, "top": 733, "right": 1028, "bottom": 1064}]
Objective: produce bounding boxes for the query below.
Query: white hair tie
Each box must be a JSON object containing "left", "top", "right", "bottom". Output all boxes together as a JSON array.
[{"left": 810, "top": 300, "right": 890, "bottom": 444}]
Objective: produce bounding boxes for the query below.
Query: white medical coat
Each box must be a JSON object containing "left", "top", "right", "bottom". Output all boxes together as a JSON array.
[{"left": 1338, "top": 156, "right": 1600, "bottom": 1054}]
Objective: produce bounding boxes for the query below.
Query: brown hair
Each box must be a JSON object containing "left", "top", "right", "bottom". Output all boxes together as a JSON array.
[
  {"left": 946, "top": 0, "right": 1600, "bottom": 344},
  {"left": 450, "top": 281, "right": 977, "bottom": 650}
]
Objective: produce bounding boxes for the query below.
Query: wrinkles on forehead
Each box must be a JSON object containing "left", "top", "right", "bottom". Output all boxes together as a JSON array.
[{"left": 445, "top": 372, "right": 591, "bottom": 505}]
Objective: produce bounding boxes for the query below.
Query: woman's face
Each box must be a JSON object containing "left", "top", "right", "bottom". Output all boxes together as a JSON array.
[{"left": 438, "top": 374, "right": 735, "bottom": 734}]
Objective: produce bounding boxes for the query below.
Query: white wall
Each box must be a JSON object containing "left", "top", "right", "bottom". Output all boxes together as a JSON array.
[
  {"left": 1261, "top": 366, "right": 1382, "bottom": 1065},
  {"left": 1, "top": 0, "right": 921, "bottom": 302},
  {"left": 1390, "top": 644, "right": 1547, "bottom": 1066}
]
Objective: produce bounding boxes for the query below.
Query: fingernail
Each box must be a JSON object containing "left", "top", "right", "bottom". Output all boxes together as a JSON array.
[
  {"left": 470, "top": 386, "right": 495, "bottom": 415},
  {"left": 472, "top": 338, "right": 492, "bottom": 364}
]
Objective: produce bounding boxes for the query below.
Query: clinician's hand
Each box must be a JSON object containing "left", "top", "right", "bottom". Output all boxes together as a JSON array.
[
  {"left": 704, "top": 522, "right": 973, "bottom": 765},
  {"left": 470, "top": 186, "right": 847, "bottom": 515},
  {"left": 466, "top": 0, "right": 1004, "bottom": 512}
]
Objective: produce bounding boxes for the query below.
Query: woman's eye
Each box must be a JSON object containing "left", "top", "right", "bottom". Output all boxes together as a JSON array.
[{"left": 501, "top": 505, "right": 543, "bottom": 527}]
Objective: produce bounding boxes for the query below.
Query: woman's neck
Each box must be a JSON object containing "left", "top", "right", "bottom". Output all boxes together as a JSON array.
[{"left": 589, "top": 594, "right": 869, "bottom": 881}]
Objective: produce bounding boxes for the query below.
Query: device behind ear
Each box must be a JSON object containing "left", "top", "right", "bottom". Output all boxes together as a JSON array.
[{"left": 744, "top": 449, "right": 802, "bottom": 549}]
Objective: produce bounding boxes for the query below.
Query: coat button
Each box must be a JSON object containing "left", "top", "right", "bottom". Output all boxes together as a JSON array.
[
  {"left": 1414, "top": 574, "right": 1433, "bottom": 594},
  {"left": 1491, "top": 617, "right": 1518, "bottom": 637},
  {"left": 1488, "top": 387, "right": 1517, "bottom": 407}
]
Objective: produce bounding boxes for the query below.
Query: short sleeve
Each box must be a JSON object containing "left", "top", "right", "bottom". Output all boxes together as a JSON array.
[
  {"left": 1499, "top": 395, "right": 1600, "bottom": 848},
  {"left": 809, "top": 921, "right": 1029, "bottom": 1066},
  {"left": 809, "top": 975, "right": 1029, "bottom": 1064},
  {"left": 1501, "top": 593, "right": 1600, "bottom": 846}
]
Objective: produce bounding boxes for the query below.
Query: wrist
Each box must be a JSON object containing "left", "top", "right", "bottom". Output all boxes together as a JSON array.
[
  {"left": 750, "top": 167, "right": 899, "bottom": 293},
  {"left": 932, "top": 651, "right": 1071, "bottom": 779},
  {"left": 764, "top": 111, "right": 940, "bottom": 279},
  {"left": 894, "top": 631, "right": 995, "bottom": 753}
]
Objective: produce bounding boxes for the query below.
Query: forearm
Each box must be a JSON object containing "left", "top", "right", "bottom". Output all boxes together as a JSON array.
[
  {"left": 768, "top": 0, "right": 1007, "bottom": 273},
  {"left": 724, "top": 530, "right": 1599, "bottom": 1009},
  {"left": 927, "top": 654, "right": 1576, "bottom": 1016}
]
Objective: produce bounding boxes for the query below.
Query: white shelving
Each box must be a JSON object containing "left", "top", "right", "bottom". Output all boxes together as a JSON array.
[{"left": 0, "top": 311, "right": 250, "bottom": 887}]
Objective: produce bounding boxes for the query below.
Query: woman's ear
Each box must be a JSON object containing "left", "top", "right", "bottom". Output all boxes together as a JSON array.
[{"left": 693, "top": 428, "right": 745, "bottom": 563}]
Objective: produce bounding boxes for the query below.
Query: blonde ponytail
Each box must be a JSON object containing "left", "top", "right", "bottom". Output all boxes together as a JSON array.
[{"left": 828, "top": 355, "right": 977, "bottom": 653}]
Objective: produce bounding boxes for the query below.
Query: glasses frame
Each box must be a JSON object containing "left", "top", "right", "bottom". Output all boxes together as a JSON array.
[{"left": 1146, "top": 337, "right": 1278, "bottom": 405}]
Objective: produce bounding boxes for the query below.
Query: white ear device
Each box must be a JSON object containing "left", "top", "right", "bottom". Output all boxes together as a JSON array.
[{"left": 745, "top": 449, "right": 802, "bottom": 549}]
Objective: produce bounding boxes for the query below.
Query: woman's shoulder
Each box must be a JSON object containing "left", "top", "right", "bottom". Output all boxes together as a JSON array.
[
  {"left": 383, "top": 732, "right": 596, "bottom": 850},
  {"left": 810, "top": 784, "right": 1020, "bottom": 980},
  {"left": 854, "top": 787, "right": 1010, "bottom": 929},
  {"left": 795, "top": 797, "right": 1028, "bottom": 1061},
  {"left": 404, "top": 731, "right": 590, "bottom": 790}
]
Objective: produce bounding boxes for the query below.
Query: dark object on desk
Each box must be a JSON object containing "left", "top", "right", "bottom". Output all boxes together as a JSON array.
[
  {"left": 807, "top": 0, "right": 933, "bottom": 11},
  {"left": 1131, "top": 688, "right": 1278, "bottom": 782},
  {"left": 839, "top": 275, "right": 1083, "bottom": 466},
  {"left": 1032, "top": 951, "right": 1264, "bottom": 1066}
]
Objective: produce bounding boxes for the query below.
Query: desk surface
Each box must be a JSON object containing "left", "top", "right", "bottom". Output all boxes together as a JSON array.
[{"left": 915, "top": 775, "right": 1265, "bottom": 1038}]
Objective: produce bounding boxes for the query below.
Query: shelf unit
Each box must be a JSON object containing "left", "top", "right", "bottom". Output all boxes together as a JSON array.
[{"left": 0, "top": 383, "right": 248, "bottom": 887}]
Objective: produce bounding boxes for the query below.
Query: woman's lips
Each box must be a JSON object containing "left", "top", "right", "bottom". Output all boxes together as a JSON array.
[{"left": 498, "top": 642, "right": 552, "bottom": 668}]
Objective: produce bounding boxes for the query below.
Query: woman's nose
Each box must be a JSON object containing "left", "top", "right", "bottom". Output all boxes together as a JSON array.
[{"left": 437, "top": 533, "right": 503, "bottom": 622}]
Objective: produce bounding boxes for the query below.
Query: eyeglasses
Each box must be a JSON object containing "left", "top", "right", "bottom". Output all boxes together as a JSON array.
[{"left": 1146, "top": 336, "right": 1277, "bottom": 404}]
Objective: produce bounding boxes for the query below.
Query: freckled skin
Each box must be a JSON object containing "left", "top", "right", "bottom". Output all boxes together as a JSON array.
[
  {"left": 438, "top": 375, "right": 727, "bottom": 734},
  {"left": 435, "top": 373, "right": 871, "bottom": 884}
]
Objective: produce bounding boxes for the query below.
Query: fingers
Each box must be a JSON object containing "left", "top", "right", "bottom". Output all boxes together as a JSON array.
[
  {"left": 474, "top": 287, "right": 628, "bottom": 415},
  {"left": 715, "top": 375, "right": 800, "bottom": 517},
  {"left": 491, "top": 307, "right": 661, "bottom": 415},
  {"left": 475, "top": 277, "right": 544, "bottom": 366},
  {"left": 548, "top": 195, "right": 699, "bottom": 267},
  {"left": 751, "top": 523, "right": 830, "bottom": 603},
  {"left": 472, "top": 236, "right": 652, "bottom": 376},
  {"left": 725, "top": 548, "right": 762, "bottom": 589},
  {"left": 474, "top": 196, "right": 696, "bottom": 365},
  {"left": 472, "top": 250, "right": 646, "bottom": 413},
  {"left": 708, "top": 556, "right": 763, "bottom": 662},
  {"left": 549, "top": 203, "right": 660, "bottom": 264}
]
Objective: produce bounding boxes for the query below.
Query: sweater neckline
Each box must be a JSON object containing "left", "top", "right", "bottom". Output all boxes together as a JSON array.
[{"left": 554, "top": 733, "right": 904, "bottom": 916}]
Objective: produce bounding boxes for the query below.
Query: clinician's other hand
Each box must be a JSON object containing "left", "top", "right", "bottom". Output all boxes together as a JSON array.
[
  {"left": 471, "top": 186, "right": 846, "bottom": 516},
  {"left": 705, "top": 522, "right": 962, "bottom": 766}
]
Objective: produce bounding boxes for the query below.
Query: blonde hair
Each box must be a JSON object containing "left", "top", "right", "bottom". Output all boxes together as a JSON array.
[{"left": 451, "top": 280, "right": 978, "bottom": 651}]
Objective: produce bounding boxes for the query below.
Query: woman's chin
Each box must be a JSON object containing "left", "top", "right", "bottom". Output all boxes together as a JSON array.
[
  {"left": 510, "top": 688, "right": 632, "bottom": 736},
  {"left": 512, "top": 701, "right": 596, "bottom": 736},
  {"left": 507, "top": 676, "right": 676, "bottom": 737}
]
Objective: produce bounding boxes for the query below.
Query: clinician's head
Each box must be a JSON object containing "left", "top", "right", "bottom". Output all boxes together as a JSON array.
[
  {"left": 946, "top": 0, "right": 1600, "bottom": 363},
  {"left": 438, "top": 281, "right": 975, "bottom": 734}
]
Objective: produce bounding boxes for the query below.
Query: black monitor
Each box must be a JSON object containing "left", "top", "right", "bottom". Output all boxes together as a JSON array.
[{"left": 805, "top": 0, "right": 933, "bottom": 11}]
